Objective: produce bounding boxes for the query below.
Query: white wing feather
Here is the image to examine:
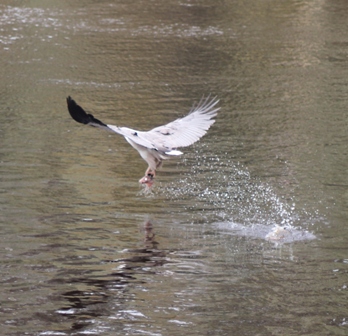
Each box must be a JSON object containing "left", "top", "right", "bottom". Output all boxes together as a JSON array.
[{"left": 107, "top": 96, "right": 219, "bottom": 153}]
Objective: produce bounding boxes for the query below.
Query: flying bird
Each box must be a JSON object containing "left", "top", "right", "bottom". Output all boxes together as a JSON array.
[{"left": 66, "top": 96, "right": 219, "bottom": 187}]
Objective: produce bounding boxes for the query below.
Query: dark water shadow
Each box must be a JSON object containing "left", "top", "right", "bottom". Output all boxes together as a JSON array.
[{"left": 34, "top": 219, "right": 171, "bottom": 335}]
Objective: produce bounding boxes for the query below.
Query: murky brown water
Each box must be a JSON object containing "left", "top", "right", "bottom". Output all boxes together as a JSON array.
[{"left": 1, "top": 1, "right": 347, "bottom": 335}]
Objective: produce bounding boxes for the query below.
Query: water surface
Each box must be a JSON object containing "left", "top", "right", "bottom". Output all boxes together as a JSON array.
[{"left": 0, "top": 1, "right": 347, "bottom": 335}]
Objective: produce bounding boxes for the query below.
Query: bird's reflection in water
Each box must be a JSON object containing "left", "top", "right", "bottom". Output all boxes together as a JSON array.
[
  {"left": 49, "top": 219, "right": 167, "bottom": 334},
  {"left": 143, "top": 219, "right": 158, "bottom": 249},
  {"left": 109, "top": 219, "right": 167, "bottom": 268}
]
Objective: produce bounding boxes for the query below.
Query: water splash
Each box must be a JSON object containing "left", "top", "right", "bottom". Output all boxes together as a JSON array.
[{"left": 156, "top": 151, "right": 319, "bottom": 242}]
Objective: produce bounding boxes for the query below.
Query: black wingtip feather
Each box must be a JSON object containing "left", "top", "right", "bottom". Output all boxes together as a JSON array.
[{"left": 66, "top": 96, "right": 107, "bottom": 127}]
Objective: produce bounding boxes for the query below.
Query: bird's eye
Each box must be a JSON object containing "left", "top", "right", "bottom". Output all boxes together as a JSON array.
[{"left": 133, "top": 132, "right": 138, "bottom": 136}]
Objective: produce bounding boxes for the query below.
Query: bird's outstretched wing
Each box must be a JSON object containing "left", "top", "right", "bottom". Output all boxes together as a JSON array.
[
  {"left": 67, "top": 96, "right": 110, "bottom": 131},
  {"left": 67, "top": 96, "right": 219, "bottom": 153},
  {"left": 138, "top": 96, "right": 220, "bottom": 151},
  {"left": 67, "top": 96, "right": 158, "bottom": 149}
]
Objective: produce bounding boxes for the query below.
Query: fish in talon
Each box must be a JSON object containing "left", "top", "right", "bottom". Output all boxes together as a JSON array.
[{"left": 139, "top": 174, "right": 155, "bottom": 188}]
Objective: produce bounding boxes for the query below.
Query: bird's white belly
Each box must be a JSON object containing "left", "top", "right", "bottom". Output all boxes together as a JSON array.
[{"left": 125, "top": 137, "right": 162, "bottom": 170}]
